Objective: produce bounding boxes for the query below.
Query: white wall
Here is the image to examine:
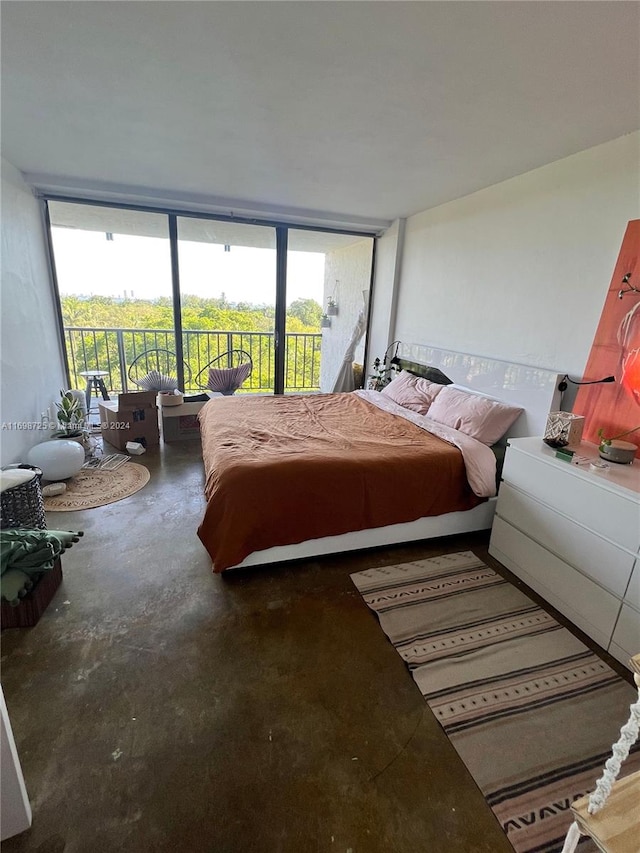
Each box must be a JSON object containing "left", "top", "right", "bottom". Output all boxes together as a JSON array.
[
  {"left": 320, "top": 239, "right": 373, "bottom": 391},
  {"left": 388, "top": 132, "right": 639, "bottom": 377},
  {"left": 367, "top": 219, "right": 405, "bottom": 370},
  {"left": 1, "top": 159, "right": 66, "bottom": 465}
]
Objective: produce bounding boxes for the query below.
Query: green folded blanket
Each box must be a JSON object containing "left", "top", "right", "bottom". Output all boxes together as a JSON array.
[{"left": 1, "top": 528, "right": 83, "bottom": 604}]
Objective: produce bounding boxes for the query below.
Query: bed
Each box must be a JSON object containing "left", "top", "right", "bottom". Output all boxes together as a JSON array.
[{"left": 197, "top": 347, "right": 561, "bottom": 572}]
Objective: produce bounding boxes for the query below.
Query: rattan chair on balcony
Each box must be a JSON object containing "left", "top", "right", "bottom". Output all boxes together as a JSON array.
[
  {"left": 128, "top": 349, "right": 192, "bottom": 392},
  {"left": 194, "top": 350, "right": 253, "bottom": 396}
]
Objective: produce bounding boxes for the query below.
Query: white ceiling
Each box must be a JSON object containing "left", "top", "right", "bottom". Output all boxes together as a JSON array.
[{"left": 2, "top": 1, "right": 639, "bottom": 231}]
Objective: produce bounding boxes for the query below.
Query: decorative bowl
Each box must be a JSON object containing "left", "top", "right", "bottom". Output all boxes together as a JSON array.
[
  {"left": 598, "top": 440, "right": 637, "bottom": 464},
  {"left": 158, "top": 391, "right": 183, "bottom": 407}
]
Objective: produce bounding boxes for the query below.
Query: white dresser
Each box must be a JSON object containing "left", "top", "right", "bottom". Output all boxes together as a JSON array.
[{"left": 489, "top": 437, "right": 640, "bottom": 670}]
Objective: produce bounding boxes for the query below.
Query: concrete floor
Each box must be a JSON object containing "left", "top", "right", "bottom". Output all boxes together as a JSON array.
[{"left": 1, "top": 441, "right": 627, "bottom": 853}]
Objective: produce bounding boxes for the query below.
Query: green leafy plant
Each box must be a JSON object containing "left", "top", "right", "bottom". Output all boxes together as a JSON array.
[
  {"left": 597, "top": 425, "right": 640, "bottom": 449},
  {"left": 368, "top": 356, "right": 400, "bottom": 390},
  {"left": 54, "top": 390, "right": 86, "bottom": 437}
]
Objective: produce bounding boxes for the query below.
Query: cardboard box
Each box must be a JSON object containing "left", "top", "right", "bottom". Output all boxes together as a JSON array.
[
  {"left": 160, "top": 400, "right": 211, "bottom": 442},
  {"left": 99, "top": 391, "right": 159, "bottom": 451}
]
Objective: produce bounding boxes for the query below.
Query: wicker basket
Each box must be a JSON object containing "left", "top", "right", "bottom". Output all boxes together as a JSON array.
[
  {"left": 1, "top": 466, "right": 60, "bottom": 629},
  {"left": 1, "top": 559, "right": 62, "bottom": 628},
  {"left": 0, "top": 466, "right": 46, "bottom": 530}
]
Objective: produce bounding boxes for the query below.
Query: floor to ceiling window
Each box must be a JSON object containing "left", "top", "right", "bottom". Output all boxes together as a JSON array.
[
  {"left": 176, "top": 218, "right": 277, "bottom": 393},
  {"left": 287, "top": 230, "right": 374, "bottom": 393},
  {"left": 47, "top": 200, "right": 375, "bottom": 398},
  {"left": 48, "top": 202, "right": 174, "bottom": 394}
]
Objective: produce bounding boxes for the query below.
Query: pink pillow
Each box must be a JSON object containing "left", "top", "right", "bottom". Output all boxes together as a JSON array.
[
  {"left": 426, "top": 386, "right": 523, "bottom": 445},
  {"left": 414, "top": 377, "right": 445, "bottom": 406},
  {"left": 207, "top": 362, "right": 252, "bottom": 395},
  {"left": 381, "top": 371, "right": 443, "bottom": 415}
]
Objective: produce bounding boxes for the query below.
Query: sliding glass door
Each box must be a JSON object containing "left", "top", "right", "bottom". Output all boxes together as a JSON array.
[
  {"left": 176, "top": 218, "right": 277, "bottom": 393},
  {"left": 286, "top": 230, "right": 374, "bottom": 393}
]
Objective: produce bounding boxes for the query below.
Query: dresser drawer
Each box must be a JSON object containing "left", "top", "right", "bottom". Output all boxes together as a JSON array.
[
  {"left": 489, "top": 516, "right": 621, "bottom": 649},
  {"left": 502, "top": 447, "right": 640, "bottom": 552},
  {"left": 496, "top": 482, "right": 635, "bottom": 598},
  {"left": 623, "top": 559, "right": 640, "bottom": 613},
  {"left": 609, "top": 603, "right": 640, "bottom": 664}
]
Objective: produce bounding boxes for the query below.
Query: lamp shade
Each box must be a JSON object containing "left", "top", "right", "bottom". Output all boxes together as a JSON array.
[{"left": 621, "top": 348, "right": 640, "bottom": 405}]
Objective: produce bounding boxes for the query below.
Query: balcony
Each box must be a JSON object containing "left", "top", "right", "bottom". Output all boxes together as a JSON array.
[{"left": 64, "top": 327, "right": 323, "bottom": 394}]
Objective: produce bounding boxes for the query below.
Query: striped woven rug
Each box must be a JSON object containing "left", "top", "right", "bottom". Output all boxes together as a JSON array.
[{"left": 351, "top": 551, "right": 639, "bottom": 853}]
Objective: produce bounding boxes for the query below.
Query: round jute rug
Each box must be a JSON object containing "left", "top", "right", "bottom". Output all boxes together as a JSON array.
[{"left": 43, "top": 463, "right": 150, "bottom": 511}]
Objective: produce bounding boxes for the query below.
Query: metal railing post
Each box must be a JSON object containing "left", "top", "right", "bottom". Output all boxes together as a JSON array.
[{"left": 116, "top": 329, "right": 128, "bottom": 392}]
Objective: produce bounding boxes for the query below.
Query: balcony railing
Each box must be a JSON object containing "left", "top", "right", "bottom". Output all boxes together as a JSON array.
[{"left": 64, "top": 327, "right": 322, "bottom": 394}]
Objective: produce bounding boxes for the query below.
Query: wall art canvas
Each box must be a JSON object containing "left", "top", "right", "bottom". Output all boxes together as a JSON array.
[{"left": 573, "top": 219, "right": 640, "bottom": 452}]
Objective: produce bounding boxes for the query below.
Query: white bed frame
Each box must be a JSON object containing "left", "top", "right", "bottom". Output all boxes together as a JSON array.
[{"left": 226, "top": 346, "right": 561, "bottom": 571}]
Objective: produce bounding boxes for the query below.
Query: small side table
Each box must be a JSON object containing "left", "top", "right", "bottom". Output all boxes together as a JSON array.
[{"left": 79, "top": 370, "right": 110, "bottom": 413}]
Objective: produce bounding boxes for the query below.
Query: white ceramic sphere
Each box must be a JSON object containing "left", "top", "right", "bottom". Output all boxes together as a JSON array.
[{"left": 27, "top": 439, "right": 85, "bottom": 480}]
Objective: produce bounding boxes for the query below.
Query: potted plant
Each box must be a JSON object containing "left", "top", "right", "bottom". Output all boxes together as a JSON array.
[
  {"left": 53, "top": 390, "right": 87, "bottom": 443},
  {"left": 327, "top": 297, "right": 338, "bottom": 316},
  {"left": 320, "top": 313, "right": 331, "bottom": 328},
  {"left": 368, "top": 356, "right": 399, "bottom": 390},
  {"left": 597, "top": 425, "right": 640, "bottom": 464}
]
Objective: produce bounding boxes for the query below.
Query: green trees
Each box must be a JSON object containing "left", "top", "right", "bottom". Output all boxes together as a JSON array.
[
  {"left": 61, "top": 294, "right": 323, "bottom": 392},
  {"left": 61, "top": 294, "right": 321, "bottom": 333},
  {"left": 287, "top": 298, "right": 322, "bottom": 328}
]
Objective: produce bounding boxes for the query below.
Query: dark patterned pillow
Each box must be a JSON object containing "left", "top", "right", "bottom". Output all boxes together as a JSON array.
[{"left": 406, "top": 365, "right": 452, "bottom": 385}]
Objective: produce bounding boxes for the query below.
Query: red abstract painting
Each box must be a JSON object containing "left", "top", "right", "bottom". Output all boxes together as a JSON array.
[{"left": 573, "top": 220, "right": 640, "bottom": 450}]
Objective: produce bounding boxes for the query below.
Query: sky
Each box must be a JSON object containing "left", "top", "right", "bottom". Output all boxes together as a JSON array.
[{"left": 51, "top": 228, "right": 325, "bottom": 307}]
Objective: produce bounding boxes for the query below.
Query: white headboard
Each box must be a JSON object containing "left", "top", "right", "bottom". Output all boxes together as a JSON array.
[{"left": 397, "top": 343, "right": 561, "bottom": 439}]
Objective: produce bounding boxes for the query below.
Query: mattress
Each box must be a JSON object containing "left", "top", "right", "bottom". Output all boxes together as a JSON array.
[{"left": 197, "top": 392, "right": 484, "bottom": 572}]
